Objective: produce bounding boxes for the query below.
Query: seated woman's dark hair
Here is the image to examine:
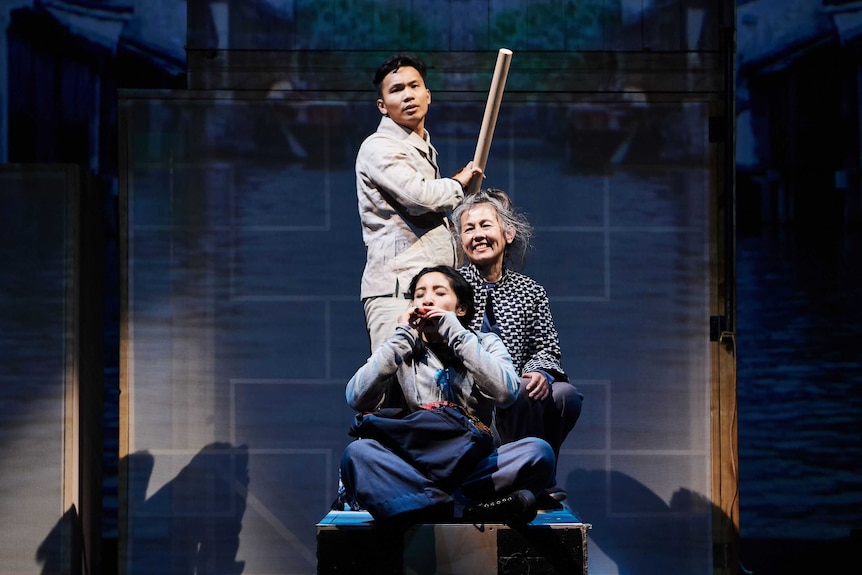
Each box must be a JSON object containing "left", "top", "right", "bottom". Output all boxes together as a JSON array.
[{"left": 407, "top": 265, "right": 476, "bottom": 327}]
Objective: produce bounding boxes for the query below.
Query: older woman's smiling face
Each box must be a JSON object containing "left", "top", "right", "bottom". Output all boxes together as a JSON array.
[{"left": 458, "top": 203, "right": 514, "bottom": 275}]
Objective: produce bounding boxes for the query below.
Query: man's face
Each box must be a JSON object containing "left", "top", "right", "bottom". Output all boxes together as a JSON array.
[
  {"left": 459, "top": 203, "right": 514, "bottom": 271},
  {"left": 377, "top": 65, "right": 431, "bottom": 134}
]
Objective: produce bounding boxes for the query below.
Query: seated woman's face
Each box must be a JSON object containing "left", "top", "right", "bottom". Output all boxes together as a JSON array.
[
  {"left": 458, "top": 203, "right": 512, "bottom": 268},
  {"left": 412, "top": 271, "right": 461, "bottom": 312}
]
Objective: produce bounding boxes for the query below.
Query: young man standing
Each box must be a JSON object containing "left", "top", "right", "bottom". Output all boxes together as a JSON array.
[{"left": 356, "top": 53, "right": 482, "bottom": 352}]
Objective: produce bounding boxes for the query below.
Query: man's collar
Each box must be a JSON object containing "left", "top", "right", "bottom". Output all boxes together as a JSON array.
[{"left": 378, "top": 116, "right": 430, "bottom": 150}]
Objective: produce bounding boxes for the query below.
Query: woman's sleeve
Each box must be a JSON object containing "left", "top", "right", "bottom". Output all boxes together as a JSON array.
[
  {"left": 522, "top": 284, "right": 568, "bottom": 381},
  {"left": 346, "top": 324, "right": 417, "bottom": 412},
  {"left": 438, "top": 313, "right": 519, "bottom": 407}
]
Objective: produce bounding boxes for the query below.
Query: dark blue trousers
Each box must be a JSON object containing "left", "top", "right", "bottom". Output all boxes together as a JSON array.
[
  {"left": 340, "top": 436, "right": 554, "bottom": 520},
  {"left": 495, "top": 380, "right": 583, "bottom": 487}
]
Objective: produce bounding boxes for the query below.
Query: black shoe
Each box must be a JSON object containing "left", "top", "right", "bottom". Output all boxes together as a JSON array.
[
  {"left": 462, "top": 489, "right": 538, "bottom": 524},
  {"left": 546, "top": 486, "right": 568, "bottom": 502},
  {"left": 536, "top": 491, "right": 564, "bottom": 511}
]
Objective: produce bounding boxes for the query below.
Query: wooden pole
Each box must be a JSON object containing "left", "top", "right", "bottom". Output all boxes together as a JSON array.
[{"left": 467, "top": 48, "right": 513, "bottom": 194}]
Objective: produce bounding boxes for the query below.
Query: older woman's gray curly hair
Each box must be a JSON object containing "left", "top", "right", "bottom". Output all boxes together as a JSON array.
[{"left": 451, "top": 188, "right": 533, "bottom": 270}]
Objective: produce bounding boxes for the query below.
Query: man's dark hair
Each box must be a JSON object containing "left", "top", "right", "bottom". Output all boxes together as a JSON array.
[
  {"left": 373, "top": 53, "right": 427, "bottom": 95},
  {"left": 407, "top": 265, "right": 476, "bottom": 327}
]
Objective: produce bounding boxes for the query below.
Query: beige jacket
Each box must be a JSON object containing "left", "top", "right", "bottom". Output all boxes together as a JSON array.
[{"left": 356, "top": 116, "right": 465, "bottom": 299}]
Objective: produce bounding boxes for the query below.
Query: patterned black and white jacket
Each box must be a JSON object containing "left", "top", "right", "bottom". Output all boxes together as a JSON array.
[{"left": 459, "top": 263, "right": 568, "bottom": 383}]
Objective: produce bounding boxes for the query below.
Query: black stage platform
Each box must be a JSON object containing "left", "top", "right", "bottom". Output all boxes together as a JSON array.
[{"left": 317, "top": 508, "right": 591, "bottom": 574}]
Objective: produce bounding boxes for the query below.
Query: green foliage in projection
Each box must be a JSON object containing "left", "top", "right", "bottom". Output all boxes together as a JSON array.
[
  {"left": 295, "top": 0, "right": 430, "bottom": 49},
  {"left": 289, "top": 0, "right": 622, "bottom": 51},
  {"left": 566, "top": 0, "right": 621, "bottom": 50},
  {"left": 491, "top": 9, "right": 520, "bottom": 43},
  {"left": 493, "top": 0, "right": 624, "bottom": 51}
]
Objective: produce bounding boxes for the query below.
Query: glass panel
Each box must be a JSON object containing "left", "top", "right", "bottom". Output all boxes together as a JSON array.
[
  {"left": 0, "top": 166, "right": 74, "bottom": 574},
  {"left": 121, "top": 90, "right": 715, "bottom": 573}
]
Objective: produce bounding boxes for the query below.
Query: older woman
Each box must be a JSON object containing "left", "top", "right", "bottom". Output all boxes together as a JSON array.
[{"left": 452, "top": 188, "right": 583, "bottom": 507}]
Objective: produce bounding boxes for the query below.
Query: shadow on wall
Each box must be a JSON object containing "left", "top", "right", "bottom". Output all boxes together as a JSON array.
[
  {"left": 125, "top": 442, "right": 250, "bottom": 575},
  {"left": 566, "top": 468, "right": 860, "bottom": 575},
  {"left": 36, "top": 442, "right": 250, "bottom": 574},
  {"left": 37, "top": 504, "right": 83, "bottom": 575},
  {"left": 566, "top": 468, "right": 729, "bottom": 575}
]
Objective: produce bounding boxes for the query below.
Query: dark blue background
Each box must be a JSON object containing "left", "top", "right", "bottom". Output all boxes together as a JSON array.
[{"left": 2, "top": 1, "right": 860, "bottom": 574}]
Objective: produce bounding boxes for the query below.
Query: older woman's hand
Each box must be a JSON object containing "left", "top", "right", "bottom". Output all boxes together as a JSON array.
[{"left": 522, "top": 372, "right": 551, "bottom": 401}]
